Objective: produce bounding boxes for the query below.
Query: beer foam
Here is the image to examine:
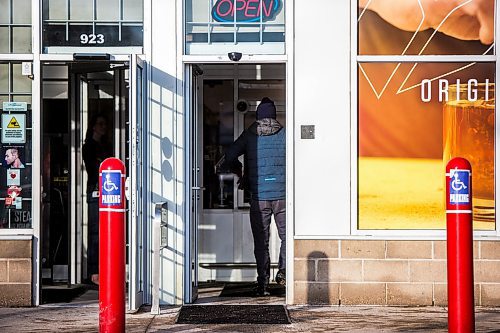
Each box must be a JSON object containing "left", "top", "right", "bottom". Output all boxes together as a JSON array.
[{"left": 446, "top": 99, "right": 495, "bottom": 109}]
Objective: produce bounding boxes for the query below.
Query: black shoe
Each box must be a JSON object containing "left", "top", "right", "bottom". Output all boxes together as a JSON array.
[
  {"left": 253, "top": 285, "right": 270, "bottom": 297},
  {"left": 275, "top": 269, "right": 286, "bottom": 286}
]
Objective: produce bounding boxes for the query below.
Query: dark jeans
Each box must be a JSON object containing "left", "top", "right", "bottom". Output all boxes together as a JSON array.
[
  {"left": 249, "top": 198, "right": 286, "bottom": 287},
  {"left": 87, "top": 198, "right": 99, "bottom": 277}
]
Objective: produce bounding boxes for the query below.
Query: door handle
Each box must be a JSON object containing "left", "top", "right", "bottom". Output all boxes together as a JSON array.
[{"left": 192, "top": 186, "right": 205, "bottom": 191}]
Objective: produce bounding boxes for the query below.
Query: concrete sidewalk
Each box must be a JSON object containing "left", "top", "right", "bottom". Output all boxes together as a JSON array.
[{"left": 1, "top": 302, "right": 499, "bottom": 332}]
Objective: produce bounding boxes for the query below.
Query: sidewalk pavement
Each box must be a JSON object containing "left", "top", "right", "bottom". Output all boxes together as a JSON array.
[
  {"left": 1, "top": 302, "right": 499, "bottom": 332},
  {"left": 1, "top": 289, "right": 499, "bottom": 333}
]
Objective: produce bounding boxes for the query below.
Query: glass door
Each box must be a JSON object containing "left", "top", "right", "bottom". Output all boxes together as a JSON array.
[
  {"left": 185, "top": 64, "right": 203, "bottom": 303},
  {"left": 128, "top": 54, "right": 147, "bottom": 310}
]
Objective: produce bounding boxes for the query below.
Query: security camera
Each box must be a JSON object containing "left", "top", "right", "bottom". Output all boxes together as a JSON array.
[
  {"left": 228, "top": 52, "right": 242, "bottom": 62},
  {"left": 236, "top": 99, "right": 248, "bottom": 112}
]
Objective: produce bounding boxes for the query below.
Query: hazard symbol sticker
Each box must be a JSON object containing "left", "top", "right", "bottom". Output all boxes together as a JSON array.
[{"left": 2, "top": 114, "right": 25, "bottom": 144}]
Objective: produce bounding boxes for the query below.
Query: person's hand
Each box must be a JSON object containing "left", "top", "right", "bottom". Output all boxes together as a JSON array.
[{"left": 359, "top": 0, "right": 494, "bottom": 45}]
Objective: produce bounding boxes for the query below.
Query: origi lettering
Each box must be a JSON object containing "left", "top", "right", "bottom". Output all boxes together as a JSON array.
[{"left": 420, "top": 78, "right": 491, "bottom": 103}]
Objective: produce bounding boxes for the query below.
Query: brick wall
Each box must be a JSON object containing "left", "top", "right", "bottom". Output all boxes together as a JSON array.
[
  {"left": 0, "top": 239, "right": 32, "bottom": 306},
  {"left": 294, "top": 239, "right": 500, "bottom": 306}
]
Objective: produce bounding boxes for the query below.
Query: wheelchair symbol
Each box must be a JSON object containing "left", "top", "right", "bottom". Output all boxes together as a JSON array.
[
  {"left": 103, "top": 173, "right": 119, "bottom": 192},
  {"left": 451, "top": 172, "right": 467, "bottom": 191}
]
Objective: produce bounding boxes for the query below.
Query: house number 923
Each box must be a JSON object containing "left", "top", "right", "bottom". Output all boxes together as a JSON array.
[{"left": 80, "top": 33, "right": 105, "bottom": 44}]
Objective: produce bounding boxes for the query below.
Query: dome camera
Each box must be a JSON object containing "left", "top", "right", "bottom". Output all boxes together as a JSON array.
[
  {"left": 228, "top": 52, "right": 242, "bottom": 62},
  {"left": 236, "top": 99, "right": 248, "bottom": 112}
]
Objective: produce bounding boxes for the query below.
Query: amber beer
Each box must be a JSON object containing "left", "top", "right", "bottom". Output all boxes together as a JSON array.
[{"left": 443, "top": 83, "right": 495, "bottom": 222}]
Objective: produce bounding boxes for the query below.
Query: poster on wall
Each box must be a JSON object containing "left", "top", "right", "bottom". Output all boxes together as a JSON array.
[{"left": 357, "top": 0, "right": 495, "bottom": 230}]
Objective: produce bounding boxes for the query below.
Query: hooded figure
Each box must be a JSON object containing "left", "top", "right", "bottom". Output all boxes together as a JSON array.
[{"left": 222, "top": 97, "right": 287, "bottom": 296}]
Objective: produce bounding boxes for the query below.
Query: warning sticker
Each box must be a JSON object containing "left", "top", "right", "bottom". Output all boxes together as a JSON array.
[
  {"left": 7, "top": 117, "right": 21, "bottom": 128},
  {"left": 2, "top": 114, "right": 25, "bottom": 144}
]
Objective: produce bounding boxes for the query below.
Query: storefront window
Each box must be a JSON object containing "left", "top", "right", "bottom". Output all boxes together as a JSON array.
[
  {"left": 185, "top": 0, "right": 285, "bottom": 55},
  {"left": 42, "top": 0, "right": 143, "bottom": 49},
  {"left": 357, "top": 0, "right": 496, "bottom": 230},
  {"left": 0, "top": 62, "right": 33, "bottom": 229},
  {"left": 0, "top": 0, "right": 32, "bottom": 54}
]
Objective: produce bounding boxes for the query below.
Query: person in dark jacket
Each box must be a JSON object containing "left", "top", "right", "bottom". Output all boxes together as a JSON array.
[
  {"left": 82, "top": 113, "right": 113, "bottom": 285},
  {"left": 223, "top": 97, "right": 286, "bottom": 296}
]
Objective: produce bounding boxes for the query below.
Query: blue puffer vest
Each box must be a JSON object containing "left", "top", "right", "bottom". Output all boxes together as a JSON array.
[{"left": 224, "top": 119, "right": 286, "bottom": 200}]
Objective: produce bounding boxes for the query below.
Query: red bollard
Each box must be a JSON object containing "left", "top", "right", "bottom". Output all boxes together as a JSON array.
[
  {"left": 99, "top": 158, "right": 126, "bottom": 333},
  {"left": 446, "top": 157, "right": 475, "bottom": 333}
]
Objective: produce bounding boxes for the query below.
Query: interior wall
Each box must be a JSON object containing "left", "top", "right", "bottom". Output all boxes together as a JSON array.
[{"left": 294, "top": 0, "right": 351, "bottom": 236}]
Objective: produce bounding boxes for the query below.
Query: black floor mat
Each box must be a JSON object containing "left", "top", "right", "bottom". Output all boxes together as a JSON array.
[
  {"left": 219, "top": 282, "right": 285, "bottom": 297},
  {"left": 176, "top": 305, "right": 291, "bottom": 324},
  {"left": 41, "top": 284, "right": 89, "bottom": 304}
]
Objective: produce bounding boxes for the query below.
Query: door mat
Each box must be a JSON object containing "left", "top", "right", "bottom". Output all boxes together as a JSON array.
[
  {"left": 176, "top": 305, "right": 291, "bottom": 324},
  {"left": 219, "top": 282, "right": 285, "bottom": 297},
  {"left": 41, "top": 284, "right": 88, "bottom": 304}
]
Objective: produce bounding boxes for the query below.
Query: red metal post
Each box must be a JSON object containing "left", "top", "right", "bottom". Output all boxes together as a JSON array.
[
  {"left": 446, "top": 157, "right": 475, "bottom": 333},
  {"left": 99, "top": 158, "right": 126, "bottom": 333}
]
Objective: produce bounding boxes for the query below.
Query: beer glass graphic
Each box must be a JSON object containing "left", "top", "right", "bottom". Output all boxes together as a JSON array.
[{"left": 443, "top": 83, "right": 495, "bottom": 223}]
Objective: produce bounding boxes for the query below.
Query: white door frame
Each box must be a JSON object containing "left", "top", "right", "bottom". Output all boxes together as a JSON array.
[
  {"left": 128, "top": 54, "right": 149, "bottom": 310},
  {"left": 182, "top": 60, "right": 293, "bottom": 304},
  {"left": 184, "top": 64, "right": 203, "bottom": 303}
]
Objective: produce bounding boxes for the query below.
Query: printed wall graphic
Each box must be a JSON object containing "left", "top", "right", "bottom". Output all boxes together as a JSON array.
[
  {"left": 1, "top": 114, "right": 26, "bottom": 144},
  {"left": 357, "top": 0, "right": 495, "bottom": 230}
]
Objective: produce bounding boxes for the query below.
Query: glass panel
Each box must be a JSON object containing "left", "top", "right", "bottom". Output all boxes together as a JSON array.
[
  {"left": 43, "top": 0, "right": 143, "bottom": 47},
  {"left": 203, "top": 80, "right": 234, "bottom": 209},
  {"left": 97, "top": 0, "right": 119, "bottom": 21},
  {"left": 358, "top": 0, "right": 495, "bottom": 55},
  {"left": 43, "top": 65, "right": 68, "bottom": 79},
  {"left": 13, "top": 64, "right": 31, "bottom": 93},
  {"left": 13, "top": 0, "right": 31, "bottom": 24},
  {"left": 0, "top": 96, "right": 8, "bottom": 108},
  {"left": 186, "top": 0, "right": 285, "bottom": 54},
  {"left": 70, "top": 0, "right": 93, "bottom": 21},
  {"left": 0, "top": 27, "right": 9, "bottom": 53},
  {"left": 358, "top": 62, "right": 495, "bottom": 230},
  {"left": 48, "top": 0, "right": 68, "bottom": 20},
  {"left": 12, "top": 27, "right": 31, "bottom": 54},
  {"left": 13, "top": 95, "right": 32, "bottom": 106},
  {"left": 0, "top": 0, "right": 10, "bottom": 24},
  {"left": 0, "top": 64, "right": 9, "bottom": 92},
  {"left": 123, "top": 0, "right": 143, "bottom": 21}
]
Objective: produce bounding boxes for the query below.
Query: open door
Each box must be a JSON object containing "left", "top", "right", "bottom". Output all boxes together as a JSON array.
[
  {"left": 185, "top": 64, "right": 204, "bottom": 303},
  {"left": 128, "top": 54, "right": 148, "bottom": 310}
]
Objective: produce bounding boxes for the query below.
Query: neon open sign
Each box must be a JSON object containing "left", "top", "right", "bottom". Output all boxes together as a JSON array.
[{"left": 211, "top": 0, "right": 282, "bottom": 23}]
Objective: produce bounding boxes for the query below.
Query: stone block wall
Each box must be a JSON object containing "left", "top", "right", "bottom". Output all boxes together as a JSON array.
[
  {"left": 294, "top": 239, "right": 500, "bottom": 306},
  {"left": 0, "top": 239, "right": 32, "bottom": 306}
]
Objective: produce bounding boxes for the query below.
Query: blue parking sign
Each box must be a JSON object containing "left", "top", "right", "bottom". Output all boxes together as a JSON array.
[
  {"left": 449, "top": 170, "right": 470, "bottom": 204},
  {"left": 101, "top": 171, "right": 122, "bottom": 206}
]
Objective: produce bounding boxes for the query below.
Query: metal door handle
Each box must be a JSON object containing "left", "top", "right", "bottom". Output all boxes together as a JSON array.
[{"left": 192, "top": 186, "right": 205, "bottom": 191}]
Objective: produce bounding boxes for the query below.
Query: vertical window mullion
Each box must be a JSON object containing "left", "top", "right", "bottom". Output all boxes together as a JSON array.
[
  {"left": 233, "top": 0, "right": 236, "bottom": 44},
  {"left": 8, "top": 63, "right": 12, "bottom": 102},
  {"left": 259, "top": 0, "right": 263, "bottom": 45},
  {"left": 208, "top": 0, "right": 212, "bottom": 44},
  {"left": 93, "top": 0, "right": 96, "bottom": 35},
  {"left": 9, "top": 0, "right": 13, "bottom": 53},
  {"left": 119, "top": 0, "right": 123, "bottom": 42},
  {"left": 66, "top": 0, "right": 71, "bottom": 41}
]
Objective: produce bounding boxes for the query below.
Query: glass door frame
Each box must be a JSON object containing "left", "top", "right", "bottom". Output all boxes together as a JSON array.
[
  {"left": 184, "top": 64, "right": 203, "bottom": 303},
  {"left": 128, "top": 54, "right": 148, "bottom": 310}
]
